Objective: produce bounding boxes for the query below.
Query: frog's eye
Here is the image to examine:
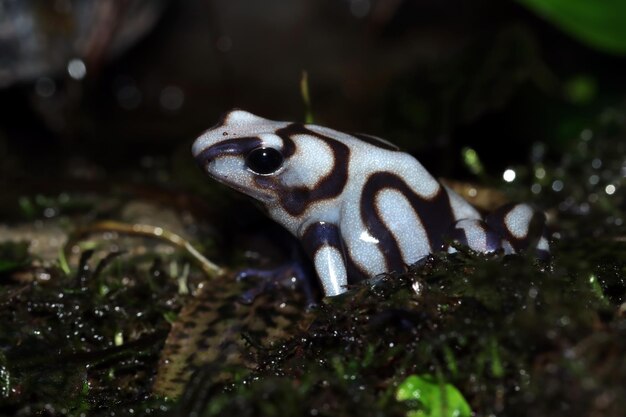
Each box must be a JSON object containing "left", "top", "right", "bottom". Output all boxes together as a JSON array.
[{"left": 245, "top": 147, "right": 284, "bottom": 175}]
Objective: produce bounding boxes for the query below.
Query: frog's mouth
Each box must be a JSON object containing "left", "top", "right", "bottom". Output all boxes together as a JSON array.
[
  {"left": 206, "top": 167, "right": 275, "bottom": 203},
  {"left": 194, "top": 139, "right": 276, "bottom": 203}
]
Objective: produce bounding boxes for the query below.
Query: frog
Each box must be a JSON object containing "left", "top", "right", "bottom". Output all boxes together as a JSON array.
[{"left": 192, "top": 110, "right": 549, "bottom": 297}]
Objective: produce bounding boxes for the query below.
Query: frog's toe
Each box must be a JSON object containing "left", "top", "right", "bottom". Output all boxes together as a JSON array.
[
  {"left": 445, "top": 219, "right": 505, "bottom": 254},
  {"left": 235, "top": 263, "right": 319, "bottom": 308}
]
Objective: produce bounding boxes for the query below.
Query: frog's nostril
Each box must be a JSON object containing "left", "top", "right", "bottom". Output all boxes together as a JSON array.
[{"left": 201, "top": 158, "right": 218, "bottom": 174}]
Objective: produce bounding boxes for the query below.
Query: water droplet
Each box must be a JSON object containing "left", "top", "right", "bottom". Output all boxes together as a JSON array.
[
  {"left": 67, "top": 58, "right": 86, "bottom": 80},
  {"left": 580, "top": 128, "right": 593, "bottom": 141},
  {"left": 535, "top": 167, "right": 546, "bottom": 179},
  {"left": 605, "top": 184, "right": 616, "bottom": 195},
  {"left": 503, "top": 168, "right": 516, "bottom": 182},
  {"left": 531, "top": 183, "right": 541, "bottom": 194},
  {"left": 579, "top": 202, "right": 590, "bottom": 214},
  {"left": 591, "top": 158, "right": 602, "bottom": 169}
]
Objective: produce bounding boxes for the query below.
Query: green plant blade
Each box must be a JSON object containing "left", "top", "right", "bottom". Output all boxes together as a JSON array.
[{"left": 518, "top": 0, "right": 626, "bottom": 55}]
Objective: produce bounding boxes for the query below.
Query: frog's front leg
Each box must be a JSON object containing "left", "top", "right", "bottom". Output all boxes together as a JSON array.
[
  {"left": 234, "top": 231, "right": 320, "bottom": 307},
  {"left": 299, "top": 221, "right": 348, "bottom": 297}
]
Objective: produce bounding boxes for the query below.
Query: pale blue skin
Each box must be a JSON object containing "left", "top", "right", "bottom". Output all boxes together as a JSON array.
[{"left": 193, "top": 110, "right": 550, "bottom": 297}]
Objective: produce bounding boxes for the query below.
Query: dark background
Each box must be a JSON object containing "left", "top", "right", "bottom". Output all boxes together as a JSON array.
[{"left": 2, "top": 0, "right": 625, "bottom": 188}]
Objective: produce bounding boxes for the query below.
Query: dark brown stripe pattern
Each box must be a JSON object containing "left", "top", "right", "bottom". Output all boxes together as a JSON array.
[
  {"left": 195, "top": 137, "right": 263, "bottom": 167},
  {"left": 301, "top": 223, "right": 369, "bottom": 284},
  {"left": 301, "top": 222, "right": 343, "bottom": 255},
  {"left": 254, "top": 124, "right": 351, "bottom": 217},
  {"left": 360, "top": 172, "right": 455, "bottom": 272}
]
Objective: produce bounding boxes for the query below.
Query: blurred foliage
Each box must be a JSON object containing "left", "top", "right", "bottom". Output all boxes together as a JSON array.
[
  {"left": 461, "top": 147, "right": 485, "bottom": 178},
  {"left": 518, "top": 0, "right": 626, "bottom": 55},
  {"left": 502, "top": 106, "right": 625, "bottom": 242}
]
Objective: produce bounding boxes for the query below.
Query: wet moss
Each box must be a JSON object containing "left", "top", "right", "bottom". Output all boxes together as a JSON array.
[
  {"left": 0, "top": 249, "right": 182, "bottom": 416},
  {"left": 1, "top": 179, "right": 625, "bottom": 417},
  {"left": 175, "top": 238, "right": 625, "bottom": 417}
]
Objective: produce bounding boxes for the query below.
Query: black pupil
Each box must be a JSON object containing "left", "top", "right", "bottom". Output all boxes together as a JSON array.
[{"left": 245, "top": 147, "right": 284, "bottom": 175}]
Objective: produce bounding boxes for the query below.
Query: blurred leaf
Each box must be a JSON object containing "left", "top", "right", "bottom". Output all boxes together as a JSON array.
[
  {"left": 300, "top": 71, "right": 314, "bottom": 123},
  {"left": 461, "top": 147, "right": 485, "bottom": 177},
  {"left": 518, "top": 0, "right": 626, "bottom": 55},
  {"left": 396, "top": 374, "right": 472, "bottom": 417}
]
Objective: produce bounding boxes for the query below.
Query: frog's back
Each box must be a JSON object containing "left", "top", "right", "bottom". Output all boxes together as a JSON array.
[{"left": 333, "top": 138, "right": 481, "bottom": 277}]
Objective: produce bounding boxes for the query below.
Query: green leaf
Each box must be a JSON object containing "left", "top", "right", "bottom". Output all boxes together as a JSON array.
[
  {"left": 300, "top": 70, "right": 315, "bottom": 124},
  {"left": 518, "top": 0, "right": 626, "bottom": 55},
  {"left": 396, "top": 374, "right": 472, "bottom": 417}
]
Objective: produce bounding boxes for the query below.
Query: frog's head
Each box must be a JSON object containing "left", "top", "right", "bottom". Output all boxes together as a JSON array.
[
  {"left": 192, "top": 109, "right": 351, "bottom": 217},
  {"left": 192, "top": 110, "right": 291, "bottom": 203}
]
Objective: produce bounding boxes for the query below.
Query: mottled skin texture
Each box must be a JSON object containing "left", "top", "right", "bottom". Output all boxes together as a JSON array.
[{"left": 193, "top": 110, "right": 549, "bottom": 296}]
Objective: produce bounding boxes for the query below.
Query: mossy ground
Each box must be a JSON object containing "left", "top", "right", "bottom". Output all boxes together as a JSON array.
[{"left": 1, "top": 235, "right": 624, "bottom": 416}]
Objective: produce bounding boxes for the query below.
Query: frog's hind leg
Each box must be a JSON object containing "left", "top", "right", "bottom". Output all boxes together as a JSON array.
[
  {"left": 485, "top": 203, "right": 550, "bottom": 259},
  {"left": 445, "top": 218, "right": 507, "bottom": 254}
]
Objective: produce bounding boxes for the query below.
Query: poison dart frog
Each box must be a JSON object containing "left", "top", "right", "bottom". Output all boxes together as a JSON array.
[{"left": 192, "top": 110, "right": 549, "bottom": 297}]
